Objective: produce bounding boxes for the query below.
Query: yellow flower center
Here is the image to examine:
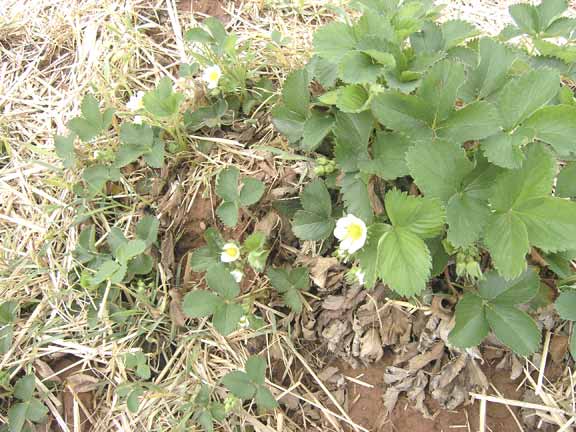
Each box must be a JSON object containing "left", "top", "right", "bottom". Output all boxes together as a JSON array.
[
  {"left": 209, "top": 71, "right": 220, "bottom": 82},
  {"left": 346, "top": 223, "right": 363, "bottom": 241},
  {"left": 225, "top": 246, "right": 238, "bottom": 258}
]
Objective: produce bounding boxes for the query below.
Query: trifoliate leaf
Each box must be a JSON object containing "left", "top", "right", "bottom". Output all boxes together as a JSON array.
[
  {"left": 498, "top": 68, "right": 559, "bottom": 130},
  {"left": 313, "top": 22, "right": 357, "bottom": 62},
  {"left": 448, "top": 293, "right": 489, "bottom": 348},
  {"left": 417, "top": 60, "right": 465, "bottom": 122},
  {"left": 142, "top": 77, "right": 184, "bottom": 117},
  {"left": 212, "top": 302, "right": 243, "bottom": 336},
  {"left": 459, "top": 38, "right": 516, "bottom": 101},
  {"left": 385, "top": 189, "right": 446, "bottom": 239},
  {"left": 377, "top": 227, "right": 431, "bottom": 296},
  {"left": 341, "top": 173, "right": 373, "bottom": 224},
  {"left": 82, "top": 165, "right": 121, "bottom": 196},
  {"left": 479, "top": 268, "right": 539, "bottom": 305},
  {"left": 523, "top": 105, "right": 576, "bottom": 157},
  {"left": 339, "top": 51, "right": 383, "bottom": 84},
  {"left": 182, "top": 291, "right": 221, "bottom": 317},
  {"left": 54, "top": 134, "right": 76, "bottom": 168},
  {"left": 301, "top": 111, "right": 335, "bottom": 151},
  {"left": 221, "top": 371, "right": 257, "bottom": 399},
  {"left": 91, "top": 260, "right": 126, "bottom": 285},
  {"left": 486, "top": 303, "right": 541, "bottom": 356},
  {"left": 245, "top": 356, "right": 266, "bottom": 385},
  {"left": 358, "top": 131, "right": 410, "bottom": 180},
  {"left": 206, "top": 264, "right": 240, "bottom": 300},
  {"left": 267, "top": 267, "right": 309, "bottom": 313},
  {"left": 557, "top": 291, "right": 576, "bottom": 321},
  {"left": 556, "top": 162, "right": 576, "bottom": 198},
  {"left": 239, "top": 178, "right": 265, "bottom": 207},
  {"left": 67, "top": 94, "right": 115, "bottom": 142},
  {"left": 115, "top": 239, "right": 146, "bottom": 263}
]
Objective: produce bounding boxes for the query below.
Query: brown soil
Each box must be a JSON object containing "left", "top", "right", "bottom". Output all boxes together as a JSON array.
[{"left": 338, "top": 359, "right": 524, "bottom": 432}]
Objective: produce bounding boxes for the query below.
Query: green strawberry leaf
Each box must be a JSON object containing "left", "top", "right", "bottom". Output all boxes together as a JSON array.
[
  {"left": 221, "top": 371, "right": 256, "bottom": 399},
  {"left": 206, "top": 264, "right": 240, "bottom": 300},
  {"left": 245, "top": 356, "right": 266, "bottom": 385},
  {"left": 479, "top": 268, "right": 539, "bottom": 304},
  {"left": 341, "top": 173, "right": 373, "bottom": 224},
  {"left": 334, "top": 111, "right": 373, "bottom": 172},
  {"left": 358, "top": 131, "right": 410, "bottom": 180},
  {"left": 67, "top": 94, "right": 115, "bottom": 142},
  {"left": 292, "top": 180, "right": 335, "bottom": 241},
  {"left": 216, "top": 201, "right": 239, "bottom": 227},
  {"left": 555, "top": 290, "right": 576, "bottom": 321},
  {"left": 255, "top": 386, "right": 278, "bottom": 410},
  {"left": 136, "top": 215, "right": 159, "bottom": 246},
  {"left": 524, "top": 105, "right": 576, "bottom": 157},
  {"left": 54, "top": 134, "right": 76, "bottom": 168},
  {"left": 239, "top": 178, "right": 265, "bottom": 207},
  {"left": 212, "top": 303, "right": 243, "bottom": 336},
  {"left": 216, "top": 167, "right": 240, "bottom": 202},
  {"left": 301, "top": 111, "right": 335, "bottom": 151},
  {"left": 313, "top": 22, "right": 357, "bottom": 62},
  {"left": 449, "top": 293, "right": 489, "bottom": 348},
  {"left": 557, "top": 162, "right": 576, "bottom": 198},
  {"left": 182, "top": 291, "right": 222, "bottom": 318},
  {"left": 385, "top": 189, "right": 446, "bottom": 239},
  {"left": 486, "top": 303, "right": 541, "bottom": 356},
  {"left": 142, "top": 78, "right": 184, "bottom": 117}
]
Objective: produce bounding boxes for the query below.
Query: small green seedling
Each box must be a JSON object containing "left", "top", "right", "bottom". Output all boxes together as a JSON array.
[
  {"left": 221, "top": 355, "right": 278, "bottom": 411},
  {"left": 449, "top": 268, "right": 541, "bottom": 356},
  {"left": 182, "top": 264, "right": 244, "bottom": 336},
  {"left": 124, "top": 351, "right": 151, "bottom": 380},
  {"left": 267, "top": 267, "right": 310, "bottom": 313},
  {"left": 67, "top": 94, "right": 115, "bottom": 142},
  {"left": 215, "top": 167, "right": 265, "bottom": 227},
  {"left": 7, "top": 375, "right": 48, "bottom": 432},
  {"left": 192, "top": 384, "right": 227, "bottom": 432}
]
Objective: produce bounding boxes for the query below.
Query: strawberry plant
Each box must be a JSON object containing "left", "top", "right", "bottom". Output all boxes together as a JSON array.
[
  {"left": 7, "top": 374, "right": 48, "bottom": 432},
  {"left": 272, "top": 0, "right": 576, "bottom": 356},
  {"left": 221, "top": 355, "right": 278, "bottom": 411}
]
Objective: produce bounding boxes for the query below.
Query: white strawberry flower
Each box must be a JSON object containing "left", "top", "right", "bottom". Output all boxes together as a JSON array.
[
  {"left": 334, "top": 214, "right": 367, "bottom": 254},
  {"left": 133, "top": 115, "right": 143, "bottom": 125},
  {"left": 230, "top": 270, "right": 244, "bottom": 283},
  {"left": 221, "top": 242, "right": 240, "bottom": 263},
  {"left": 238, "top": 315, "right": 250, "bottom": 329},
  {"left": 126, "top": 91, "right": 145, "bottom": 112},
  {"left": 202, "top": 65, "right": 222, "bottom": 89}
]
